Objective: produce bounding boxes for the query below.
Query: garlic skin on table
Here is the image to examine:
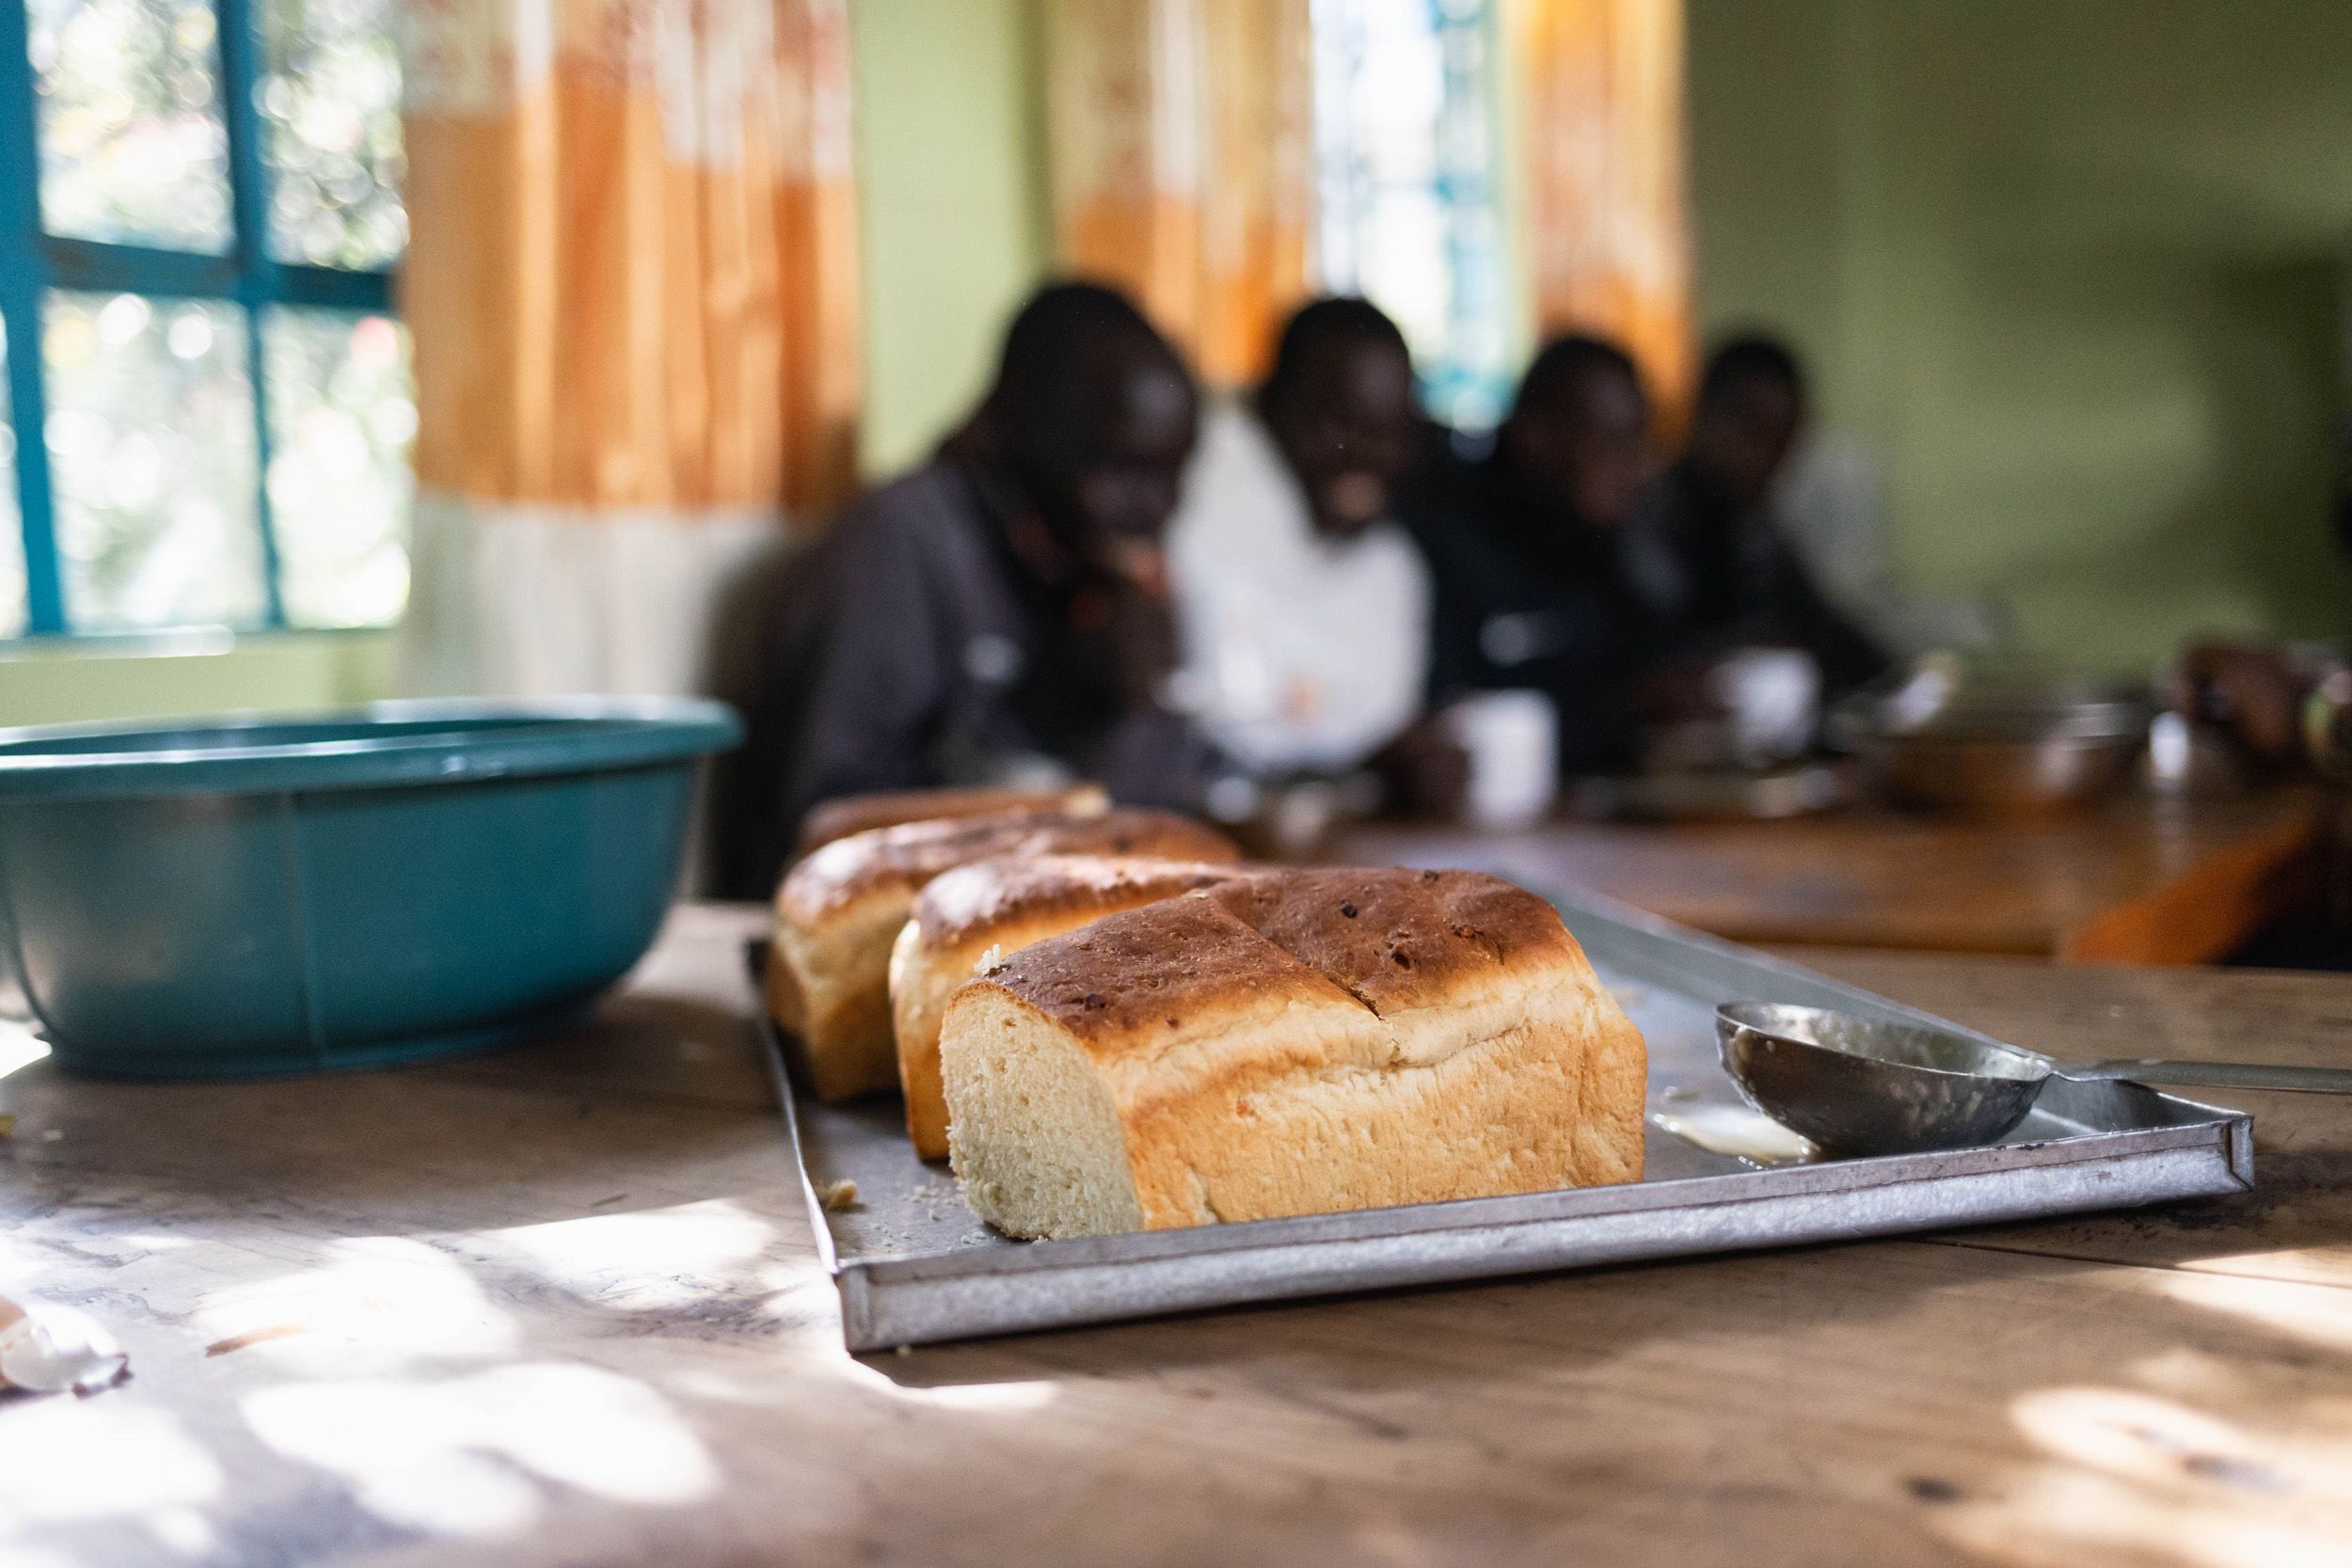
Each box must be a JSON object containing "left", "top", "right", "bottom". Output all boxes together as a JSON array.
[{"left": 0, "top": 1294, "right": 127, "bottom": 1396}]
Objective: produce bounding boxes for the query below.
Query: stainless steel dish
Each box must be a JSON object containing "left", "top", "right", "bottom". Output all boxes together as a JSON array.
[
  {"left": 1717, "top": 1002, "right": 2048, "bottom": 1155},
  {"left": 1828, "top": 663, "right": 2152, "bottom": 818},
  {"left": 1718, "top": 1001, "right": 2352, "bottom": 1157}
]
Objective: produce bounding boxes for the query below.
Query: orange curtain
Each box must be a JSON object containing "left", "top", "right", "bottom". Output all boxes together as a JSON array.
[
  {"left": 396, "top": 0, "right": 858, "bottom": 697},
  {"left": 1044, "top": 0, "right": 1315, "bottom": 388},
  {"left": 1512, "top": 0, "right": 1693, "bottom": 423}
]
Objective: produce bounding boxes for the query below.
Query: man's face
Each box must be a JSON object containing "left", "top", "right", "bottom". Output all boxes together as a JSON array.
[
  {"left": 1690, "top": 377, "right": 1802, "bottom": 509},
  {"left": 1069, "top": 358, "right": 1199, "bottom": 553},
  {"left": 1505, "top": 368, "right": 1653, "bottom": 531},
  {"left": 1019, "top": 341, "right": 1200, "bottom": 566},
  {"left": 1267, "top": 338, "right": 1420, "bottom": 540}
]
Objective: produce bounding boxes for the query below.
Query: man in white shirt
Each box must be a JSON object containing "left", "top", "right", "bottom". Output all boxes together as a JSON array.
[{"left": 1168, "top": 297, "right": 1434, "bottom": 779}]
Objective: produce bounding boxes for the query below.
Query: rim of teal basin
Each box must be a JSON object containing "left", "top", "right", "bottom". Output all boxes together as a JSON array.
[{"left": 0, "top": 697, "right": 744, "bottom": 800}]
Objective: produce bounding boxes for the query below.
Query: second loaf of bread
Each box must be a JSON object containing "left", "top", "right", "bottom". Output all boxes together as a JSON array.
[
  {"left": 889, "top": 853, "right": 1248, "bottom": 1159},
  {"left": 769, "top": 806, "right": 1240, "bottom": 1101},
  {"left": 940, "top": 867, "right": 1646, "bottom": 1239},
  {"left": 794, "top": 783, "right": 1109, "bottom": 859}
]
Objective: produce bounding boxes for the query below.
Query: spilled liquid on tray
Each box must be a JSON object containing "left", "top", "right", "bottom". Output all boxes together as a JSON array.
[{"left": 1647, "top": 1094, "right": 1820, "bottom": 1166}]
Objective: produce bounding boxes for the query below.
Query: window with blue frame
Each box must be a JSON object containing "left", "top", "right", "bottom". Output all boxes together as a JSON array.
[
  {"left": 0, "top": 0, "right": 410, "bottom": 638},
  {"left": 1311, "top": 0, "right": 1509, "bottom": 432}
]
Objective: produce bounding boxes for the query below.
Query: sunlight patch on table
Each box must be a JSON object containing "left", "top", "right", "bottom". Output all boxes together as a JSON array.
[
  {"left": 2180, "top": 1244, "right": 2352, "bottom": 1291},
  {"left": 144, "top": 1505, "right": 218, "bottom": 1557},
  {"left": 0, "top": 1548, "right": 79, "bottom": 1568},
  {"left": 2160, "top": 1269, "right": 2352, "bottom": 1351},
  {"left": 197, "top": 1235, "right": 517, "bottom": 1367},
  {"left": 1941, "top": 1465, "right": 2352, "bottom": 1568},
  {"left": 118, "top": 1232, "right": 196, "bottom": 1252},
  {"left": 0, "top": 1406, "right": 220, "bottom": 1527},
  {"left": 2010, "top": 1387, "right": 2350, "bottom": 1497},
  {"left": 243, "top": 1363, "right": 718, "bottom": 1539},
  {"left": 491, "top": 1199, "right": 775, "bottom": 1312},
  {"left": 835, "top": 1354, "right": 1061, "bottom": 1413},
  {"left": 1928, "top": 1384, "right": 2352, "bottom": 1568},
  {"left": 0, "top": 1022, "right": 50, "bottom": 1082}
]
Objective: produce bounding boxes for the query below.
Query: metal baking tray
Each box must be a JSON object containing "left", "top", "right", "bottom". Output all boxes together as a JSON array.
[{"left": 756, "top": 891, "right": 2252, "bottom": 1352}]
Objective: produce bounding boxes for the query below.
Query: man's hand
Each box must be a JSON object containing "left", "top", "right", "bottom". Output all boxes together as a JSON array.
[
  {"left": 1630, "top": 657, "right": 1724, "bottom": 725},
  {"left": 1103, "top": 554, "right": 1182, "bottom": 712},
  {"left": 1375, "top": 715, "right": 1472, "bottom": 818},
  {"left": 2175, "top": 641, "right": 2308, "bottom": 766}
]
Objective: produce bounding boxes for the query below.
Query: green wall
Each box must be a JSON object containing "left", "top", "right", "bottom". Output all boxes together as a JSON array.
[
  {"left": 1688, "top": 0, "right": 2352, "bottom": 675},
  {"left": 0, "top": 632, "right": 393, "bottom": 728},
  {"left": 848, "top": 0, "right": 1050, "bottom": 476}
]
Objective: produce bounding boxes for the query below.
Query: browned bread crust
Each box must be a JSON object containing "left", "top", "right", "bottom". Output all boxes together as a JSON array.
[
  {"left": 794, "top": 784, "right": 1109, "bottom": 859},
  {"left": 770, "top": 808, "right": 1241, "bottom": 1101},
  {"left": 942, "top": 867, "right": 1646, "bottom": 1236},
  {"left": 779, "top": 808, "right": 1239, "bottom": 928},
  {"left": 891, "top": 854, "right": 1252, "bottom": 1157},
  {"left": 908, "top": 852, "right": 1253, "bottom": 950}
]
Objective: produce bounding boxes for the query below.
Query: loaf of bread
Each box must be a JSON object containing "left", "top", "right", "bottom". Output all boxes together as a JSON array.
[
  {"left": 769, "top": 808, "right": 1240, "bottom": 1101},
  {"left": 940, "top": 867, "right": 1645, "bottom": 1238},
  {"left": 795, "top": 784, "right": 1109, "bottom": 859},
  {"left": 889, "top": 854, "right": 1250, "bottom": 1159}
]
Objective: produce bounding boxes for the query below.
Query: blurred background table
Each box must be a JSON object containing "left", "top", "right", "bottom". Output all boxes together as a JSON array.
[{"left": 1337, "top": 783, "right": 2338, "bottom": 964}]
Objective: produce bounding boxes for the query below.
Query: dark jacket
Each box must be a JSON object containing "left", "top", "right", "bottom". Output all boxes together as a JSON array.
[
  {"left": 1406, "top": 451, "right": 1670, "bottom": 773},
  {"left": 1629, "top": 460, "right": 1889, "bottom": 695},
  {"left": 710, "top": 450, "right": 1209, "bottom": 897}
]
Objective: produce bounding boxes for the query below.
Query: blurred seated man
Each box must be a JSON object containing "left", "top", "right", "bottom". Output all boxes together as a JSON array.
[
  {"left": 714, "top": 281, "right": 1208, "bottom": 897},
  {"left": 2169, "top": 414, "right": 2352, "bottom": 776},
  {"left": 1166, "top": 297, "right": 1434, "bottom": 785},
  {"left": 1633, "top": 337, "right": 1888, "bottom": 696},
  {"left": 1409, "top": 334, "right": 1668, "bottom": 774},
  {"left": 2175, "top": 641, "right": 2346, "bottom": 771}
]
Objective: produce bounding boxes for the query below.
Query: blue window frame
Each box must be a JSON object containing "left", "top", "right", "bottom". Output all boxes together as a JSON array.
[{"left": 0, "top": 0, "right": 399, "bottom": 637}]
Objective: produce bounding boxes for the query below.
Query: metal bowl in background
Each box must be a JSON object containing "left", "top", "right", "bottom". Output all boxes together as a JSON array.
[
  {"left": 1828, "top": 661, "right": 2152, "bottom": 820},
  {"left": 0, "top": 698, "right": 739, "bottom": 1079}
]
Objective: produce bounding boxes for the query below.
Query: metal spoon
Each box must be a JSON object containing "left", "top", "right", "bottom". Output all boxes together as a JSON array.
[{"left": 1717, "top": 1001, "right": 2352, "bottom": 1158}]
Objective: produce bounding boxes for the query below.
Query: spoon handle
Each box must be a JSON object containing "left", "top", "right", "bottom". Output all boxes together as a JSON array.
[{"left": 2066, "top": 1059, "right": 2352, "bottom": 1095}]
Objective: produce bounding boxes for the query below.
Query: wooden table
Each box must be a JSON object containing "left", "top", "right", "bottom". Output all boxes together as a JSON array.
[
  {"left": 11, "top": 904, "right": 2352, "bottom": 1566},
  {"left": 1339, "top": 784, "right": 2337, "bottom": 962}
]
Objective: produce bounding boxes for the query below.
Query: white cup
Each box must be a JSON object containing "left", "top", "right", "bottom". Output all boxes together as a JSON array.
[
  {"left": 1711, "top": 648, "right": 1821, "bottom": 768},
  {"left": 1444, "top": 690, "right": 1558, "bottom": 829}
]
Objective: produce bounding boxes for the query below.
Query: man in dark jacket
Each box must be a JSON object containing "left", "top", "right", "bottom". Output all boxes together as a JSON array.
[
  {"left": 1634, "top": 336, "right": 1888, "bottom": 695},
  {"left": 715, "top": 282, "right": 1208, "bottom": 896},
  {"left": 1410, "top": 334, "right": 1668, "bottom": 773}
]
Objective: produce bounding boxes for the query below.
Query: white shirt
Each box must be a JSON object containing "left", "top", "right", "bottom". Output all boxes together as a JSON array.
[{"left": 1167, "top": 400, "right": 1431, "bottom": 774}]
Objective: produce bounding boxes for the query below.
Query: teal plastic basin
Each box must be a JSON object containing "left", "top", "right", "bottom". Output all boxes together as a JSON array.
[{"left": 0, "top": 698, "right": 741, "bottom": 1079}]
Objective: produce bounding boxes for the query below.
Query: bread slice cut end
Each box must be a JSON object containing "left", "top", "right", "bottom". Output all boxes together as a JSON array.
[
  {"left": 943, "top": 984, "right": 1143, "bottom": 1239},
  {"left": 773, "top": 895, "right": 910, "bottom": 1101}
]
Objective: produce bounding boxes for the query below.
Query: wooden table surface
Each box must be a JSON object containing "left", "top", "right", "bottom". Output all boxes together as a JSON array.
[
  {"left": 1338, "top": 784, "right": 2337, "bottom": 963},
  {"left": 12, "top": 903, "right": 2352, "bottom": 1567}
]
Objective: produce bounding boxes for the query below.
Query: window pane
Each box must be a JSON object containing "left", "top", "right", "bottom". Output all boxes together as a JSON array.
[
  {"left": 0, "top": 320, "right": 26, "bottom": 637},
  {"left": 263, "top": 308, "right": 411, "bottom": 626},
  {"left": 1353, "top": 185, "right": 1449, "bottom": 356},
  {"left": 45, "top": 292, "right": 265, "bottom": 629},
  {"left": 1312, "top": 0, "right": 1507, "bottom": 427},
  {"left": 27, "top": 0, "right": 233, "bottom": 252},
  {"left": 261, "top": 0, "right": 406, "bottom": 267}
]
